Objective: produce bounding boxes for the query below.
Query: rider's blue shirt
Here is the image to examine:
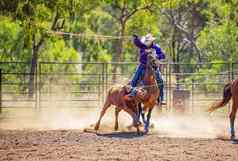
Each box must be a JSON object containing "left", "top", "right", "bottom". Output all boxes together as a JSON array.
[{"left": 133, "top": 37, "right": 165, "bottom": 65}]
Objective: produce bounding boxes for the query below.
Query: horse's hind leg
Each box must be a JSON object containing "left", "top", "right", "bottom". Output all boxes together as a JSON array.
[
  {"left": 114, "top": 108, "right": 121, "bottom": 131},
  {"left": 94, "top": 100, "right": 111, "bottom": 130},
  {"left": 230, "top": 97, "right": 238, "bottom": 139}
]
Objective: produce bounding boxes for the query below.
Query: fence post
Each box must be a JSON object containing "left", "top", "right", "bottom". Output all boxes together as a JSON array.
[
  {"left": 165, "top": 63, "right": 169, "bottom": 112},
  {"left": 101, "top": 63, "right": 105, "bottom": 103},
  {"left": 168, "top": 63, "right": 172, "bottom": 111},
  {"left": 39, "top": 63, "right": 41, "bottom": 108},
  {"left": 0, "top": 69, "right": 2, "bottom": 113},
  {"left": 191, "top": 79, "right": 195, "bottom": 113},
  {"left": 231, "top": 62, "right": 234, "bottom": 80},
  {"left": 35, "top": 61, "right": 38, "bottom": 109},
  {"left": 105, "top": 63, "right": 108, "bottom": 100}
]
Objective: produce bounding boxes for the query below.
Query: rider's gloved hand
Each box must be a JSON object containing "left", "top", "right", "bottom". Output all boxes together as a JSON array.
[{"left": 132, "top": 34, "right": 138, "bottom": 39}]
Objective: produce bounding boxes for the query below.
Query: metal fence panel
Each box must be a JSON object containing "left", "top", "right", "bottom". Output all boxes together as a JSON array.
[
  {"left": 0, "top": 61, "right": 235, "bottom": 113},
  {"left": 168, "top": 62, "right": 231, "bottom": 114},
  {"left": 39, "top": 62, "right": 104, "bottom": 108},
  {"left": 0, "top": 62, "right": 37, "bottom": 108}
]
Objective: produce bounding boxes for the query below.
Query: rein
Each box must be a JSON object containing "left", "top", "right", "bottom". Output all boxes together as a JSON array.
[{"left": 142, "top": 58, "right": 159, "bottom": 90}]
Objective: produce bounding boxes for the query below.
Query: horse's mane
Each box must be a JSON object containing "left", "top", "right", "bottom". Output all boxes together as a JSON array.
[{"left": 143, "top": 53, "right": 158, "bottom": 93}]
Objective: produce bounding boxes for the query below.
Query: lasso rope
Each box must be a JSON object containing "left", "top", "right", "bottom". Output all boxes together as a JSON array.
[{"left": 47, "top": 31, "right": 132, "bottom": 40}]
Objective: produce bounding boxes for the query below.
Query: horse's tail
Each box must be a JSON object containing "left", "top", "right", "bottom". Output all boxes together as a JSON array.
[{"left": 207, "top": 82, "right": 232, "bottom": 113}]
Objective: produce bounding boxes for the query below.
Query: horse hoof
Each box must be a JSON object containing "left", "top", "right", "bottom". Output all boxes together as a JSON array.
[
  {"left": 144, "top": 128, "right": 149, "bottom": 134},
  {"left": 144, "top": 130, "right": 149, "bottom": 134},
  {"left": 137, "top": 130, "right": 144, "bottom": 136}
]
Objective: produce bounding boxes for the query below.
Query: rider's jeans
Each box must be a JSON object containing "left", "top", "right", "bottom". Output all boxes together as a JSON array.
[{"left": 131, "top": 64, "right": 146, "bottom": 88}]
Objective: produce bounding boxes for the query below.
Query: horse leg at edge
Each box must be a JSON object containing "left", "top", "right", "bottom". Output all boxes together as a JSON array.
[
  {"left": 94, "top": 101, "right": 111, "bottom": 131},
  {"left": 144, "top": 108, "right": 153, "bottom": 134},
  {"left": 230, "top": 98, "right": 238, "bottom": 140},
  {"left": 114, "top": 108, "right": 120, "bottom": 131}
]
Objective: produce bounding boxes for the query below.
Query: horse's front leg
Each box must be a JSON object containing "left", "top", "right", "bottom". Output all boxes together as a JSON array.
[
  {"left": 138, "top": 103, "right": 141, "bottom": 121},
  {"left": 229, "top": 99, "right": 237, "bottom": 140},
  {"left": 138, "top": 103, "right": 145, "bottom": 124},
  {"left": 144, "top": 108, "right": 153, "bottom": 134}
]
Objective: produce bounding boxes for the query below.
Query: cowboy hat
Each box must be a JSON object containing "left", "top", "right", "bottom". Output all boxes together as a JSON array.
[{"left": 141, "top": 33, "right": 156, "bottom": 47}]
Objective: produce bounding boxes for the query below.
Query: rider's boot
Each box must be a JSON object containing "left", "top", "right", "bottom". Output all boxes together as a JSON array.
[{"left": 124, "top": 87, "right": 136, "bottom": 101}]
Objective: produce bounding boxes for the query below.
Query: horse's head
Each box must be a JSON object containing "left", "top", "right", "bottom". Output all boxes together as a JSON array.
[
  {"left": 144, "top": 49, "right": 157, "bottom": 84},
  {"left": 146, "top": 49, "right": 157, "bottom": 70}
]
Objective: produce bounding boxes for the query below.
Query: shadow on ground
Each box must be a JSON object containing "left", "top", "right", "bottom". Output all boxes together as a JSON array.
[{"left": 96, "top": 131, "right": 145, "bottom": 139}]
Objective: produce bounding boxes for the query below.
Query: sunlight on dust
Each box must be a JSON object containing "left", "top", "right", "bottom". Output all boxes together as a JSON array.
[
  {"left": 0, "top": 98, "right": 231, "bottom": 140},
  {"left": 151, "top": 112, "right": 229, "bottom": 139}
]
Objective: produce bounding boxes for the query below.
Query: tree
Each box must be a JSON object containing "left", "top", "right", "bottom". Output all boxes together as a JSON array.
[
  {"left": 103, "top": 0, "right": 154, "bottom": 81},
  {"left": 197, "top": 0, "right": 238, "bottom": 62},
  {"left": 0, "top": 0, "right": 97, "bottom": 97},
  {"left": 157, "top": 0, "right": 208, "bottom": 88}
]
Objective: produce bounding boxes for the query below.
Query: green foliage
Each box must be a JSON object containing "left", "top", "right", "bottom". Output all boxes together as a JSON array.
[
  {"left": 197, "top": 0, "right": 238, "bottom": 62},
  {"left": 0, "top": 0, "right": 238, "bottom": 93},
  {"left": 40, "top": 38, "right": 79, "bottom": 62}
]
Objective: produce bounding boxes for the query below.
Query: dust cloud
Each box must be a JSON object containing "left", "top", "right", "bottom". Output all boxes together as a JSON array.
[
  {"left": 151, "top": 112, "right": 229, "bottom": 139},
  {"left": 0, "top": 103, "right": 231, "bottom": 139},
  {"left": 0, "top": 80, "right": 232, "bottom": 139},
  {"left": 0, "top": 100, "right": 132, "bottom": 131}
]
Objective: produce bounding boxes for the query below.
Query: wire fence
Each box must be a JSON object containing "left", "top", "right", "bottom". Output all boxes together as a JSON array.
[{"left": 0, "top": 62, "right": 237, "bottom": 114}]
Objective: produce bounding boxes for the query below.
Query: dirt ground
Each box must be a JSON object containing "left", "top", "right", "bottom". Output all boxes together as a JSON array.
[
  {"left": 0, "top": 129, "right": 238, "bottom": 161},
  {"left": 1, "top": 107, "right": 238, "bottom": 161}
]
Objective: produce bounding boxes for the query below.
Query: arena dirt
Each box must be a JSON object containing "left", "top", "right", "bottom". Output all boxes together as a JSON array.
[
  {"left": 1, "top": 104, "right": 238, "bottom": 161},
  {"left": 1, "top": 129, "right": 238, "bottom": 161}
]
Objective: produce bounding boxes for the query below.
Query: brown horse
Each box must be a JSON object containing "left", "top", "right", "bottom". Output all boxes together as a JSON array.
[
  {"left": 124, "top": 52, "right": 160, "bottom": 133},
  {"left": 208, "top": 79, "right": 238, "bottom": 139},
  {"left": 139, "top": 53, "right": 160, "bottom": 133},
  {"left": 94, "top": 85, "right": 146, "bottom": 134}
]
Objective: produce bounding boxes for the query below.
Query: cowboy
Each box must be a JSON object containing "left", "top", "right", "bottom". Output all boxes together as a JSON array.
[{"left": 128, "top": 33, "right": 166, "bottom": 105}]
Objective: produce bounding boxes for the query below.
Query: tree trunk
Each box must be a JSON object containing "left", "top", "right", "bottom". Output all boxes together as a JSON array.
[
  {"left": 28, "top": 36, "right": 38, "bottom": 98},
  {"left": 28, "top": 34, "right": 44, "bottom": 98},
  {"left": 28, "top": 8, "right": 61, "bottom": 98}
]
